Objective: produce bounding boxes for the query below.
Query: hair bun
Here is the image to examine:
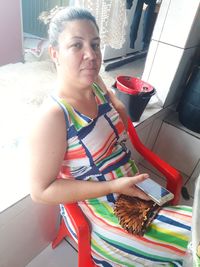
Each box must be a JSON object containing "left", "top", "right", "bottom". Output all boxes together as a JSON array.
[{"left": 38, "top": 5, "right": 65, "bottom": 25}]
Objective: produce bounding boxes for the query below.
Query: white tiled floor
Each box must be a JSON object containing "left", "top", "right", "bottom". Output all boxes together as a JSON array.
[{"left": 26, "top": 240, "right": 77, "bottom": 267}]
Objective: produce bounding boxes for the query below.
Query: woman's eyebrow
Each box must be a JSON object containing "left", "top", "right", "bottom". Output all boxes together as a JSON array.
[
  {"left": 93, "top": 37, "right": 100, "bottom": 41},
  {"left": 70, "top": 36, "right": 100, "bottom": 41}
]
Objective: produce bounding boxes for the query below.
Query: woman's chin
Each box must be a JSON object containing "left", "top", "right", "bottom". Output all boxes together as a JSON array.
[{"left": 81, "top": 73, "right": 98, "bottom": 86}]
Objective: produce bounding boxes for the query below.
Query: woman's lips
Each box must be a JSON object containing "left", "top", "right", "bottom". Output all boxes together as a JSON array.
[
  {"left": 81, "top": 66, "right": 97, "bottom": 70},
  {"left": 81, "top": 67, "right": 97, "bottom": 73}
]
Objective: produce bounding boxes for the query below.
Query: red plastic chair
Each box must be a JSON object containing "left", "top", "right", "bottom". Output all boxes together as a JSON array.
[{"left": 52, "top": 117, "right": 182, "bottom": 267}]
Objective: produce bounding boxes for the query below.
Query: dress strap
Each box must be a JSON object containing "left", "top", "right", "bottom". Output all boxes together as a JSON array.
[
  {"left": 51, "top": 95, "right": 92, "bottom": 131},
  {"left": 50, "top": 95, "right": 70, "bottom": 130},
  {"left": 51, "top": 83, "right": 109, "bottom": 132},
  {"left": 92, "top": 83, "right": 110, "bottom": 105}
]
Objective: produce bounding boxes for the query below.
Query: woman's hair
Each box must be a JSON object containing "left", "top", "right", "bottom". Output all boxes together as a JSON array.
[{"left": 39, "top": 6, "right": 99, "bottom": 48}]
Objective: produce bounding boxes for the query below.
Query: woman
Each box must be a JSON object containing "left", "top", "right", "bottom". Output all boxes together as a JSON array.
[{"left": 28, "top": 6, "right": 192, "bottom": 266}]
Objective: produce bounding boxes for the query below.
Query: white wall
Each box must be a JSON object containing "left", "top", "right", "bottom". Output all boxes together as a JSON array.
[
  {"left": 142, "top": 0, "right": 200, "bottom": 107},
  {"left": 0, "top": 0, "right": 23, "bottom": 65}
]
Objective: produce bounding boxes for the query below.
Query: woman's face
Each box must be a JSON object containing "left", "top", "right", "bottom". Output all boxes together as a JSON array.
[{"left": 52, "top": 19, "right": 102, "bottom": 88}]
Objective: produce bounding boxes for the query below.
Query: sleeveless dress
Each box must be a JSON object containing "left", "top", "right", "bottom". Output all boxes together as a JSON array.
[{"left": 52, "top": 83, "right": 192, "bottom": 267}]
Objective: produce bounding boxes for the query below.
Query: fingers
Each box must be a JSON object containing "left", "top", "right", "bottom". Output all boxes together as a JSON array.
[
  {"left": 131, "top": 173, "right": 149, "bottom": 183},
  {"left": 124, "top": 173, "right": 151, "bottom": 200},
  {"left": 130, "top": 173, "right": 150, "bottom": 200},
  {"left": 110, "top": 173, "right": 150, "bottom": 196},
  {"left": 133, "top": 186, "right": 151, "bottom": 200}
]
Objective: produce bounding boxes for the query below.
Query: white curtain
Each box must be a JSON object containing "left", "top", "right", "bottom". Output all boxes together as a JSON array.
[{"left": 69, "top": 0, "right": 127, "bottom": 49}]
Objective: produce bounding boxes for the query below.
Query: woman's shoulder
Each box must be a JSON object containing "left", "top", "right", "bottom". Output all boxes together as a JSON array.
[
  {"left": 30, "top": 98, "right": 67, "bottom": 138},
  {"left": 27, "top": 98, "right": 67, "bottom": 167},
  {"left": 38, "top": 97, "right": 65, "bottom": 121}
]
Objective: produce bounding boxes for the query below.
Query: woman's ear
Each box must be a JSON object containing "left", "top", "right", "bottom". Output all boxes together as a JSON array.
[{"left": 48, "top": 45, "right": 59, "bottom": 65}]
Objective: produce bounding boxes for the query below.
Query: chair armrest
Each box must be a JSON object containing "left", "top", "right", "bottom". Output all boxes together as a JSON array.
[
  {"left": 127, "top": 117, "right": 182, "bottom": 204},
  {"left": 63, "top": 203, "right": 94, "bottom": 266}
]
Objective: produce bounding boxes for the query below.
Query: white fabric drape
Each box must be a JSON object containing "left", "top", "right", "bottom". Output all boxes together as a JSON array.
[{"left": 70, "top": 0, "right": 127, "bottom": 49}]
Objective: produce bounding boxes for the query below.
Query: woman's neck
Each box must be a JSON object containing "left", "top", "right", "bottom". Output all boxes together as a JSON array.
[
  {"left": 55, "top": 79, "right": 94, "bottom": 101},
  {"left": 54, "top": 78, "right": 98, "bottom": 119}
]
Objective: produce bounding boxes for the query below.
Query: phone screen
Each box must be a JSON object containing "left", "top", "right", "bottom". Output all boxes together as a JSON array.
[{"left": 136, "top": 178, "right": 173, "bottom": 204}]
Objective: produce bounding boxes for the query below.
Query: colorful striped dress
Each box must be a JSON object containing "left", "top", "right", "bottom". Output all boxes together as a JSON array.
[{"left": 52, "top": 83, "right": 192, "bottom": 267}]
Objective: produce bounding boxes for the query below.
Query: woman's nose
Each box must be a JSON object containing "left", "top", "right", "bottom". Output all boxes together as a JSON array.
[{"left": 83, "top": 45, "right": 97, "bottom": 60}]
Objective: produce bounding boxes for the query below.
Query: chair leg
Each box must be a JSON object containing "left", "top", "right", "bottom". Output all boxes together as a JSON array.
[
  {"left": 52, "top": 216, "right": 97, "bottom": 267},
  {"left": 52, "top": 218, "right": 71, "bottom": 249}
]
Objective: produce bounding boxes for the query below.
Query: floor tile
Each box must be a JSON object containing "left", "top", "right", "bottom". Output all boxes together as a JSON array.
[{"left": 26, "top": 240, "right": 77, "bottom": 267}]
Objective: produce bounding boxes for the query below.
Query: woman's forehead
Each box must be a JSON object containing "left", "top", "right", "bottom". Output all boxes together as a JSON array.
[{"left": 60, "top": 19, "right": 99, "bottom": 40}]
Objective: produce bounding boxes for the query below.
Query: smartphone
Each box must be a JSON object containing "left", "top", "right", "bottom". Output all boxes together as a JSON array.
[{"left": 135, "top": 178, "right": 174, "bottom": 206}]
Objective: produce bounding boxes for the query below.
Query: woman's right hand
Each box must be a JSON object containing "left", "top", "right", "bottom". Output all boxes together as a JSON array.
[{"left": 110, "top": 174, "right": 151, "bottom": 200}]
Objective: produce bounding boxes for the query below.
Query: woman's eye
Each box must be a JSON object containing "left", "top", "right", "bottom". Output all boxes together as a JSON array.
[
  {"left": 72, "top": 43, "right": 82, "bottom": 49},
  {"left": 92, "top": 43, "right": 100, "bottom": 50}
]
